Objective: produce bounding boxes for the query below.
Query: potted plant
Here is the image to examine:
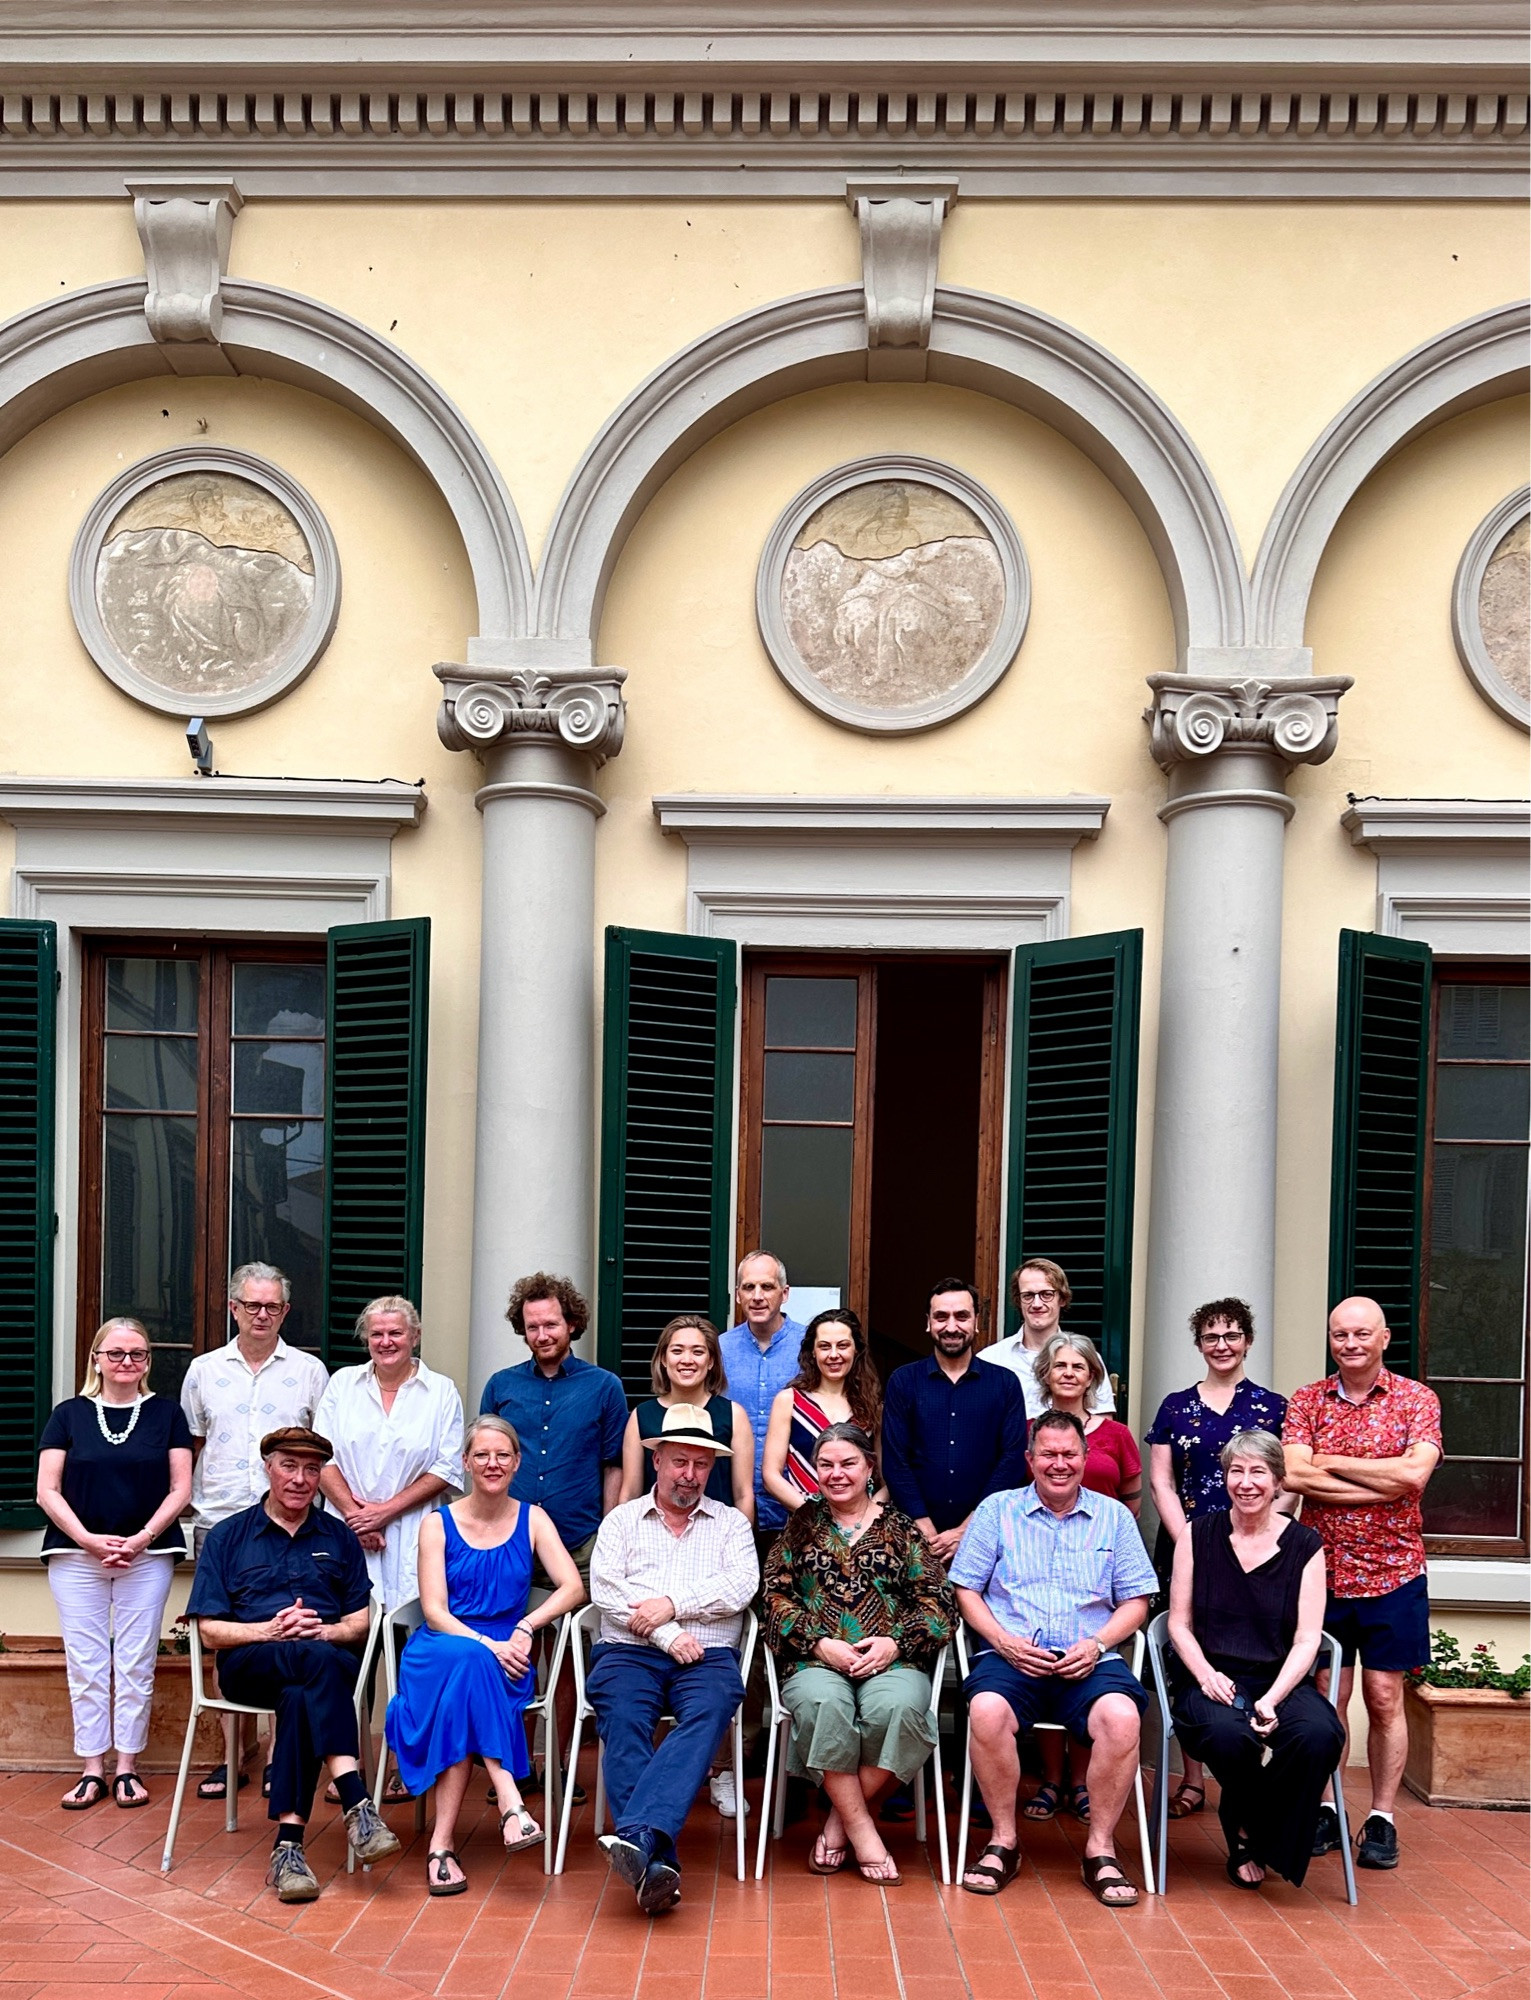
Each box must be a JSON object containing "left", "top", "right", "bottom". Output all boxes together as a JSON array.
[{"left": 1403, "top": 1630, "right": 1530, "bottom": 1809}]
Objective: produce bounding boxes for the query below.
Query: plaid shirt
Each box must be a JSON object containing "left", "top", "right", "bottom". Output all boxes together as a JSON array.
[
  {"left": 591, "top": 1492, "right": 759, "bottom": 1655},
  {"left": 1283, "top": 1369, "right": 1442, "bottom": 1599}
]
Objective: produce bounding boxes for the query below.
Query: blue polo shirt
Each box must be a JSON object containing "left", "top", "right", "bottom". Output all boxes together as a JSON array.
[
  {"left": 186, "top": 1500, "right": 372, "bottom": 1629},
  {"left": 882, "top": 1351, "right": 1030, "bottom": 1533},
  {"left": 479, "top": 1353, "right": 628, "bottom": 1549},
  {"left": 719, "top": 1315, "right": 805, "bottom": 1531}
]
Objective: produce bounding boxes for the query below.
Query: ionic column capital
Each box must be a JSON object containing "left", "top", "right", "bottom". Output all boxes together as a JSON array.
[
  {"left": 434, "top": 660, "right": 627, "bottom": 766},
  {"left": 1144, "top": 666, "right": 1352, "bottom": 774}
]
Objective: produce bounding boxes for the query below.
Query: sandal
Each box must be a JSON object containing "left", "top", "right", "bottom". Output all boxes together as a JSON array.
[
  {"left": 808, "top": 1832, "right": 848, "bottom": 1874},
  {"left": 855, "top": 1854, "right": 902, "bottom": 1887},
  {"left": 196, "top": 1764, "right": 249, "bottom": 1801},
  {"left": 261, "top": 1764, "right": 273, "bottom": 1799},
  {"left": 500, "top": 1807, "right": 543, "bottom": 1854},
  {"left": 1167, "top": 1782, "right": 1206, "bottom": 1820},
  {"left": 382, "top": 1772, "right": 414, "bottom": 1805},
  {"left": 1022, "top": 1782, "right": 1063, "bottom": 1822},
  {"left": 61, "top": 1773, "right": 109, "bottom": 1812},
  {"left": 1065, "top": 1782, "right": 1092, "bottom": 1823},
  {"left": 962, "top": 1841, "right": 1021, "bottom": 1897},
  {"left": 1081, "top": 1853, "right": 1138, "bottom": 1908},
  {"left": 426, "top": 1849, "right": 468, "bottom": 1897},
  {"left": 112, "top": 1773, "right": 151, "bottom": 1809},
  {"left": 1226, "top": 1845, "right": 1265, "bottom": 1890}
]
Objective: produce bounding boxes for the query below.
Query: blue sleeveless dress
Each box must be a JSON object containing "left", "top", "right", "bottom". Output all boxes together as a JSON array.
[{"left": 384, "top": 1502, "right": 537, "bottom": 1790}]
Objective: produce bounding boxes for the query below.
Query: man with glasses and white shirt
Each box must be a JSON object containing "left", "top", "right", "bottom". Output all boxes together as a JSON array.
[
  {"left": 982, "top": 1258, "right": 1116, "bottom": 1418},
  {"left": 181, "top": 1261, "right": 329, "bottom": 1799}
]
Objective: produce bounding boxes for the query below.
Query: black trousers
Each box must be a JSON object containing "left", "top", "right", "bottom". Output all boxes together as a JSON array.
[
  {"left": 1172, "top": 1676, "right": 1345, "bottom": 1886},
  {"left": 218, "top": 1640, "right": 362, "bottom": 1823}
]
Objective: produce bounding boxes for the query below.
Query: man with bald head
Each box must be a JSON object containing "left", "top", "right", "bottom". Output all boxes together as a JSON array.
[{"left": 1282, "top": 1298, "right": 1441, "bottom": 1872}]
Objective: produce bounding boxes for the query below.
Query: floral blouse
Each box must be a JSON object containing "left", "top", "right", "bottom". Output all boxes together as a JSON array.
[
  {"left": 763, "top": 1499, "right": 956, "bottom": 1676},
  {"left": 1145, "top": 1378, "right": 1287, "bottom": 1521}
]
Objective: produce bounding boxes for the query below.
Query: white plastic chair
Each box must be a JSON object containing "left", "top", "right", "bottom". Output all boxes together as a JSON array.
[
  {"left": 953, "top": 1625, "right": 1156, "bottom": 1895},
  {"left": 553, "top": 1602, "right": 757, "bottom": 1881},
  {"left": 1144, "top": 1610, "right": 1358, "bottom": 1904},
  {"left": 370, "top": 1597, "right": 571, "bottom": 1875},
  {"left": 754, "top": 1642, "right": 951, "bottom": 1882},
  {"left": 161, "top": 1597, "right": 385, "bottom": 1874}
]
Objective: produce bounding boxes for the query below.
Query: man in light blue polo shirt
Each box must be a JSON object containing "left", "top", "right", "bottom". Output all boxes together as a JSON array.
[{"left": 718, "top": 1250, "right": 805, "bottom": 1542}]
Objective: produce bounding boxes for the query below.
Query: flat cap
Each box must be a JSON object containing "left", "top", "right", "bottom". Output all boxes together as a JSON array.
[{"left": 259, "top": 1425, "right": 334, "bottom": 1463}]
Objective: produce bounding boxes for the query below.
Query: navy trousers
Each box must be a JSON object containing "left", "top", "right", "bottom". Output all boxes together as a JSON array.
[
  {"left": 218, "top": 1639, "right": 362, "bottom": 1822},
  {"left": 587, "top": 1644, "right": 744, "bottom": 1867}
]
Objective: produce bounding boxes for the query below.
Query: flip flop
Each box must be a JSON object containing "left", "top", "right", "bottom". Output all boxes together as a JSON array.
[
  {"left": 1081, "top": 1853, "right": 1138, "bottom": 1907},
  {"left": 61, "top": 1773, "right": 109, "bottom": 1812},
  {"left": 112, "top": 1773, "right": 151, "bottom": 1809},
  {"left": 808, "top": 1832, "right": 848, "bottom": 1874},
  {"left": 382, "top": 1772, "right": 414, "bottom": 1805},
  {"left": 427, "top": 1849, "right": 468, "bottom": 1897},
  {"left": 962, "top": 1842, "right": 1021, "bottom": 1896},
  {"left": 855, "top": 1855, "right": 902, "bottom": 1887},
  {"left": 1022, "top": 1782, "right": 1063, "bottom": 1821},
  {"left": 500, "top": 1807, "right": 543, "bottom": 1853},
  {"left": 196, "top": 1764, "right": 249, "bottom": 1801}
]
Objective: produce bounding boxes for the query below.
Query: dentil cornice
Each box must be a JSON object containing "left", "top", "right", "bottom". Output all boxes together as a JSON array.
[
  {"left": 1144, "top": 671, "right": 1352, "bottom": 771},
  {"left": 434, "top": 663, "right": 627, "bottom": 766}
]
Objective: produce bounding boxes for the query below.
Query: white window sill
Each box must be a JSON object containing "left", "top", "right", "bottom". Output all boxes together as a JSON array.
[{"left": 1427, "top": 1557, "right": 1530, "bottom": 1612}]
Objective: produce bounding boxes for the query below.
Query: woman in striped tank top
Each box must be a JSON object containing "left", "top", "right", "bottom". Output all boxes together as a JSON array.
[{"left": 762, "top": 1308, "right": 883, "bottom": 1514}]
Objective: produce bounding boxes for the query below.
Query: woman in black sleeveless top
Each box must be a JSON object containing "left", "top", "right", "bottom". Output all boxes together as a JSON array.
[{"left": 1167, "top": 1428, "right": 1344, "bottom": 1888}]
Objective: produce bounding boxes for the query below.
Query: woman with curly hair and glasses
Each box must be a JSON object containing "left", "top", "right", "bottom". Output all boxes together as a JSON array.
[{"left": 762, "top": 1308, "right": 884, "bottom": 1515}]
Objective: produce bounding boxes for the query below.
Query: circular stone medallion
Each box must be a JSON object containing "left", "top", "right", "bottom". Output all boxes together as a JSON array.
[
  {"left": 70, "top": 448, "right": 341, "bottom": 717},
  {"left": 1452, "top": 488, "right": 1530, "bottom": 730},
  {"left": 758, "top": 458, "right": 1028, "bottom": 733}
]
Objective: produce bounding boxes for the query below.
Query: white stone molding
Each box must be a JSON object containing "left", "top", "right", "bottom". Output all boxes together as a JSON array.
[
  {"left": 755, "top": 454, "right": 1027, "bottom": 733},
  {"left": 127, "top": 176, "right": 243, "bottom": 374},
  {"left": 846, "top": 181, "right": 956, "bottom": 382},
  {"left": 0, "top": 277, "right": 534, "bottom": 645},
  {"left": 68, "top": 443, "right": 341, "bottom": 718},
  {"left": 653, "top": 792, "right": 1109, "bottom": 949},
  {"left": 1145, "top": 671, "right": 1351, "bottom": 774},
  {"left": 1452, "top": 486, "right": 1530, "bottom": 730},
  {"left": 1341, "top": 795, "right": 1531, "bottom": 955},
  {"left": 434, "top": 661, "right": 627, "bottom": 801},
  {"left": 1250, "top": 303, "right": 1531, "bottom": 649},
  {"left": 535, "top": 284, "right": 1247, "bottom": 668}
]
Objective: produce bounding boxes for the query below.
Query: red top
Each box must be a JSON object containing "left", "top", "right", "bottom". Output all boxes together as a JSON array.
[
  {"left": 1283, "top": 1369, "right": 1442, "bottom": 1600},
  {"left": 1081, "top": 1418, "right": 1141, "bottom": 1502}
]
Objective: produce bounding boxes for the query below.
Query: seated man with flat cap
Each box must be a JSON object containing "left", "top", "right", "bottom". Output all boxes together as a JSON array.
[{"left": 186, "top": 1426, "right": 401, "bottom": 1902}]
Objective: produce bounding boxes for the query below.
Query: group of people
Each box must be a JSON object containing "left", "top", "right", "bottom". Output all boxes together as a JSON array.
[{"left": 36, "top": 1248, "right": 1441, "bottom": 1915}]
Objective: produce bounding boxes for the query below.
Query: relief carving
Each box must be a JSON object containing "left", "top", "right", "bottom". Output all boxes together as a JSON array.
[{"left": 1479, "top": 515, "right": 1529, "bottom": 704}]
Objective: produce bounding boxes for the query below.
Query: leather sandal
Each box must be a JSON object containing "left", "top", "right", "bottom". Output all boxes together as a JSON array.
[
  {"left": 500, "top": 1807, "right": 543, "bottom": 1853},
  {"left": 426, "top": 1849, "right": 468, "bottom": 1897},
  {"left": 1167, "top": 1782, "right": 1206, "bottom": 1819},
  {"left": 61, "top": 1773, "right": 109, "bottom": 1811},
  {"left": 962, "top": 1842, "right": 1021, "bottom": 1896},
  {"left": 196, "top": 1764, "right": 249, "bottom": 1801},
  {"left": 1081, "top": 1853, "right": 1138, "bottom": 1907},
  {"left": 1022, "top": 1782, "right": 1062, "bottom": 1821},
  {"left": 1065, "top": 1782, "right": 1092, "bottom": 1823}
]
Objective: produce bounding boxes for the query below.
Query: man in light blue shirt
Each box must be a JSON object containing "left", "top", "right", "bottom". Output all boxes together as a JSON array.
[
  {"left": 950, "top": 1410, "right": 1155, "bottom": 1908},
  {"left": 717, "top": 1251, "right": 805, "bottom": 1540}
]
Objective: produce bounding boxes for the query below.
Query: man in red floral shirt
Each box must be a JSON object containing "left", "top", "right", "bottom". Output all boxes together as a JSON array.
[{"left": 1283, "top": 1297, "right": 1441, "bottom": 1872}]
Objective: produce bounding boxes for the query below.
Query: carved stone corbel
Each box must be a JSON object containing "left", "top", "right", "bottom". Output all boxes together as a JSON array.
[
  {"left": 1144, "top": 671, "right": 1352, "bottom": 772},
  {"left": 845, "top": 180, "right": 956, "bottom": 383},
  {"left": 128, "top": 177, "right": 244, "bottom": 376},
  {"left": 434, "top": 663, "right": 627, "bottom": 766}
]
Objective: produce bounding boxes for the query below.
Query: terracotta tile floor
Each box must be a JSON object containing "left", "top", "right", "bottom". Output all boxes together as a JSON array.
[{"left": 0, "top": 1760, "right": 1523, "bottom": 2000}]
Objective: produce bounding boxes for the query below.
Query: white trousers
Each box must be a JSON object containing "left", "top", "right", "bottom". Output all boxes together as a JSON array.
[{"left": 47, "top": 1550, "right": 176, "bottom": 1758}]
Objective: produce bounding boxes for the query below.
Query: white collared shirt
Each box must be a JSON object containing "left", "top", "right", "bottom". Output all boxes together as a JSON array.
[
  {"left": 591, "top": 1491, "right": 758, "bottom": 1654},
  {"left": 314, "top": 1358, "right": 464, "bottom": 1610},
  {"left": 182, "top": 1337, "right": 331, "bottom": 1532}
]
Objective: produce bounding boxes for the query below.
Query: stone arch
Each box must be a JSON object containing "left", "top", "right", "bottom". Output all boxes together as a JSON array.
[
  {"left": 0, "top": 277, "right": 535, "bottom": 642},
  {"left": 1250, "top": 302, "right": 1531, "bottom": 649},
  {"left": 534, "top": 283, "right": 1250, "bottom": 664}
]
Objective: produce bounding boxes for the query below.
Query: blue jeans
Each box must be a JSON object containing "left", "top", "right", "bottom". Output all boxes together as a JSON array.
[{"left": 587, "top": 1643, "right": 744, "bottom": 1865}]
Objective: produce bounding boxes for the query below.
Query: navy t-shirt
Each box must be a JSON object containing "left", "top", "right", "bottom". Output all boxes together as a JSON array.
[{"left": 38, "top": 1395, "right": 193, "bottom": 1558}]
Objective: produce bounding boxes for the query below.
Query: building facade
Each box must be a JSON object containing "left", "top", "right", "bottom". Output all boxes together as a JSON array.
[{"left": 0, "top": 1, "right": 1526, "bottom": 1660}]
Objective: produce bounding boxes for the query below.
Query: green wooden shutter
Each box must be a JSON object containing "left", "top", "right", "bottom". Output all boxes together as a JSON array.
[
  {"left": 1004, "top": 930, "right": 1142, "bottom": 1392},
  {"left": 322, "top": 918, "right": 430, "bottom": 1366},
  {"left": 598, "top": 928, "right": 737, "bottom": 1398},
  {"left": 0, "top": 920, "right": 56, "bottom": 1528},
  {"left": 1329, "top": 930, "right": 1431, "bottom": 1377}
]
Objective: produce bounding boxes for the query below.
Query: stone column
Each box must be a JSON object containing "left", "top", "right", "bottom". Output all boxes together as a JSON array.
[
  {"left": 436, "top": 651, "right": 626, "bottom": 1404},
  {"left": 1140, "top": 666, "right": 1349, "bottom": 1426}
]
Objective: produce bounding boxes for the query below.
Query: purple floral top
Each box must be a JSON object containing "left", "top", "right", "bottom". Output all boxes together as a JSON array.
[{"left": 1144, "top": 1379, "right": 1287, "bottom": 1521}]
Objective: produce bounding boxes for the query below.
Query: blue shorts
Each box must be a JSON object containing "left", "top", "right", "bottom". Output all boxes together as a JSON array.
[
  {"left": 1325, "top": 1574, "right": 1430, "bottom": 1673},
  {"left": 963, "top": 1647, "right": 1148, "bottom": 1746}
]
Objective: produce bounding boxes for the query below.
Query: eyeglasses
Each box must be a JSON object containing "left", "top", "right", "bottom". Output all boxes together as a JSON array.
[
  {"left": 99, "top": 1348, "right": 149, "bottom": 1365},
  {"left": 232, "top": 1300, "right": 284, "bottom": 1318},
  {"left": 1018, "top": 1289, "right": 1058, "bottom": 1304},
  {"left": 1199, "top": 1334, "right": 1244, "bottom": 1349}
]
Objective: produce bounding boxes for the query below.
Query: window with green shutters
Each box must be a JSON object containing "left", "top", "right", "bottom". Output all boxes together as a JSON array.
[
  {"left": 598, "top": 929, "right": 738, "bottom": 1399},
  {"left": 0, "top": 920, "right": 56, "bottom": 1529},
  {"left": 1004, "top": 931, "right": 1143, "bottom": 1395}
]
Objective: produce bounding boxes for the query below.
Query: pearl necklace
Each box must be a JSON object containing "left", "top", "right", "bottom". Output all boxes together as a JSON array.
[{"left": 93, "top": 1394, "right": 147, "bottom": 1445}]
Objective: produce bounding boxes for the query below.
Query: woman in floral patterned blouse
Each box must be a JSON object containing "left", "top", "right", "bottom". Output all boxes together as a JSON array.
[
  {"left": 763, "top": 1423, "right": 956, "bottom": 1884},
  {"left": 1145, "top": 1297, "right": 1288, "bottom": 1819}
]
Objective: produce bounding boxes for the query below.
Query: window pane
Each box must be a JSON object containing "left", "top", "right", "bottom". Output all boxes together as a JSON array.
[
  {"left": 1435, "top": 1379, "right": 1524, "bottom": 1459},
  {"left": 764, "top": 976, "right": 857, "bottom": 1049},
  {"left": 233, "top": 962, "right": 325, "bottom": 1037},
  {"left": 763, "top": 1050, "right": 854, "bottom": 1123},
  {"left": 229, "top": 1121, "right": 323, "bottom": 1347},
  {"left": 105, "top": 1036, "right": 198, "bottom": 1113},
  {"left": 1434, "top": 1064, "right": 1530, "bottom": 1141},
  {"left": 759, "top": 1124, "right": 853, "bottom": 1292},
  {"left": 1423, "top": 1459, "right": 1522, "bottom": 1540},
  {"left": 102, "top": 1114, "right": 198, "bottom": 1344},
  {"left": 106, "top": 956, "right": 198, "bottom": 1033},
  {"left": 1438, "top": 984, "right": 1530, "bottom": 1060},
  {"left": 1428, "top": 1146, "right": 1529, "bottom": 1375},
  {"left": 233, "top": 1040, "right": 325, "bottom": 1116}
]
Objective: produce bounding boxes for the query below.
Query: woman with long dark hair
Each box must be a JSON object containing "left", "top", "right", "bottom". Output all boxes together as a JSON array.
[{"left": 762, "top": 1308, "right": 883, "bottom": 1513}]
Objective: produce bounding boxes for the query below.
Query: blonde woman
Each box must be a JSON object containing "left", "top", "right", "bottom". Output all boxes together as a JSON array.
[
  {"left": 618, "top": 1316, "right": 754, "bottom": 1520},
  {"left": 36, "top": 1319, "right": 193, "bottom": 1811}
]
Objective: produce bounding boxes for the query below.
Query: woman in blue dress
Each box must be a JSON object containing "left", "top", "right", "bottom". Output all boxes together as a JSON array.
[
  {"left": 1145, "top": 1298, "right": 1288, "bottom": 1822},
  {"left": 385, "top": 1415, "right": 584, "bottom": 1895}
]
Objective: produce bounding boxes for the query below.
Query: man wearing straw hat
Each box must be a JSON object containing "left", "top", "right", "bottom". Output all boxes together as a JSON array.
[{"left": 588, "top": 1403, "right": 759, "bottom": 1914}]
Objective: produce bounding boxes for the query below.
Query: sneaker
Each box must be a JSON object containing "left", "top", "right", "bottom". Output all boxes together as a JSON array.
[
  {"left": 638, "top": 1857, "right": 682, "bottom": 1915},
  {"left": 598, "top": 1832, "right": 650, "bottom": 1889},
  {"left": 709, "top": 1770, "right": 748, "bottom": 1819},
  {"left": 344, "top": 1796, "right": 403, "bottom": 1864},
  {"left": 1311, "top": 1804, "right": 1342, "bottom": 1856},
  {"left": 267, "top": 1843, "right": 321, "bottom": 1903},
  {"left": 1356, "top": 1814, "right": 1399, "bottom": 1870}
]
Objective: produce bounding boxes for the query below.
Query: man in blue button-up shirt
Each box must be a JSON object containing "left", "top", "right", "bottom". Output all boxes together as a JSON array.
[{"left": 717, "top": 1251, "right": 805, "bottom": 1539}]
